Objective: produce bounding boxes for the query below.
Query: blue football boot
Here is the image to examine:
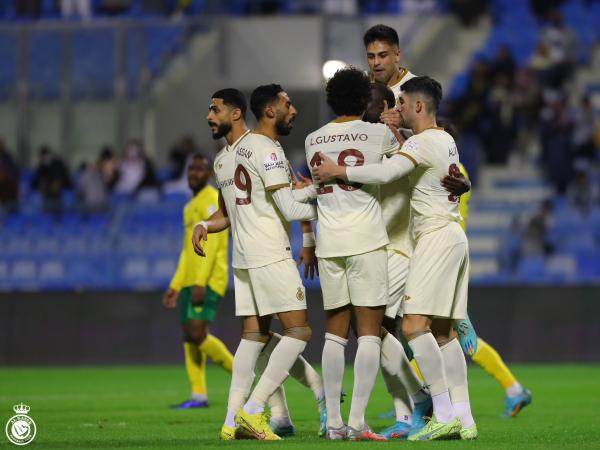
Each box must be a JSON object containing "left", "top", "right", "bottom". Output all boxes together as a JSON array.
[
  {"left": 503, "top": 388, "right": 532, "bottom": 418},
  {"left": 170, "top": 399, "right": 209, "bottom": 409}
]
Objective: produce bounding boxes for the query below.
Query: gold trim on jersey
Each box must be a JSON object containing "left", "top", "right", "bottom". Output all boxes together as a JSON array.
[
  {"left": 398, "top": 151, "right": 418, "bottom": 167},
  {"left": 265, "top": 183, "right": 290, "bottom": 191}
]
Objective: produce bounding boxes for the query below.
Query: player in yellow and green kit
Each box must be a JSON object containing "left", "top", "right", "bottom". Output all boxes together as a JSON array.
[
  {"left": 451, "top": 159, "right": 532, "bottom": 418},
  {"left": 162, "top": 152, "right": 233, "bottom": 409}
]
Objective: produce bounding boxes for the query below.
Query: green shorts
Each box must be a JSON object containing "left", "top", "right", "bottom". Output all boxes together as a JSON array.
[{"left": 179, "top": 286, "right": 221, "bottom": 325}]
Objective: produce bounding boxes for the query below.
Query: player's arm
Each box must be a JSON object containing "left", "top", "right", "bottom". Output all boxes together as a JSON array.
[
  {"left": 263, "top": 151, "right": 317, "bottom": 222},
  {"left": 288, "top": 163, "right": 318, "bottom": 279},
  {"left": 313, "top": 150, "right": 416, "bottom": 185},
  {"left": 192, "top": 190, "right": 229, "bottom": 257}
]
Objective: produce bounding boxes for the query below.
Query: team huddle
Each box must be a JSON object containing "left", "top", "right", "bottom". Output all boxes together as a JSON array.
[{"left": 165, "top": 24, "right": 532, "bottom": 442}]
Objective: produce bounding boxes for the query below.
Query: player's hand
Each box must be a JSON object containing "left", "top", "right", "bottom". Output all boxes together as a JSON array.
[
  {"left": 294, "top": 171, "right": 313, "bottom": 189},
  {"left": 441, "top": 166, "right": 471, "bottom": 196},
  {"left": 312, "top": 152, "right": 340, "bottom": 183},
  {"left": 380, "top": 100, "right": 402, "bottom": 129},
  {"left": 192, "top": 223, "right": 208, "bottom": 257},
  {"left": 162, "top": 288, "right": 179, "bottom": 309},
  {"left": 297, "top": 246, "right": 318, "bottom": 280},
  {"left": 190, "top": 285, "right": 206, "bottom": 306}
]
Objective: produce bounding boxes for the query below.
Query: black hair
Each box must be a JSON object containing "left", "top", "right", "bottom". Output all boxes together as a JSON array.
[
  {"left": 371, "top": 82, "right": 395, "bottom": 108},
  {"left": 326, "top": 67, "right": 371, "bottom": 117},
  {"left": 363, "top": 24, "right": 399, "bottom": 48},
  {"left": 212, "top": 88, "right": 247, "bottom": 118},
  {"left": 250, "top": 84, "right": 284, "bottom": 120},
  {"left": 191, "top": 151, "right": 213, "bottom": 167},
  {"left": 401, "top": 76, "right": 443, "bottom": 113}
]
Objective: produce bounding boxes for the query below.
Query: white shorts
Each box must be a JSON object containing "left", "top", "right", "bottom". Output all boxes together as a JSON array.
[
  {"left": 403, "top": 222, "right": 469, "bottom": 320},
  {"left": 385, "top": 250, "right": 410, "bottom": 319},
  {"left": 233, "top": 258, "right": 307, "bottom": 317},
  {"left": 318, "top": 247, "right": 388, "bottom": 311}
]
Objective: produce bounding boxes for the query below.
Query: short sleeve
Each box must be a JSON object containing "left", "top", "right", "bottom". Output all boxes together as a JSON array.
[
  {"left": 381, "top": 126, "right": 401, "bottom": 156},
  {"left": 258, "top": 144, "right": 291, "bottom": 190},
  {"left": 398, "top": 136, "right": 427, "bottom": 167}
]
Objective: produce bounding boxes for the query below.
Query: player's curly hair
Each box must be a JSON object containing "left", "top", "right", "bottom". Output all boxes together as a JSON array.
[
  {"left": 326, "top": 67, "right": 371, "bottom": 117},
  {"left": 402, "top": 76, "right": 443, "bottom": 113}
]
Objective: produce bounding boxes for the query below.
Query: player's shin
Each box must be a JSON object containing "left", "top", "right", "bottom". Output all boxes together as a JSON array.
[
  {"left": 440, "top": 338, "right": 475, "bottom": 428},
  {"left": 408, "top": 332, "right": 456, "bottom": 423},
  {"left": 243, "top": 329, "right": 310, "bottom": 414},
  {"left": 381, "top": 332, "right": 427, "bottom": 402},
  {"left": 322, "top": 333, "right": 347, "bottom": 429},
  {"left": 224, "top": 338, "right": 266, "bottom": 427},
  {"left": 381, "top": 366, "right": 413, "bottom": 423},
  {"left": 348, "top": 335, "right": 382, "bottom": 430}
]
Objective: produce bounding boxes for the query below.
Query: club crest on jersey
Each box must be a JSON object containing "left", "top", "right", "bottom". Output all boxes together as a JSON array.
[
  {"left": 5, "top": 403, "right": 37, "bottom": 446},
  {"left": 296, "top": 288, "right": 305, "bottom": 301}
]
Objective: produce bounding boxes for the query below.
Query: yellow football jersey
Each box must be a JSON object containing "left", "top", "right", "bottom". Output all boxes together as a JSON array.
[
  {"left": 458, "top": 163, "right": 471, "bottom": 232},
  {"left": 169, "top": 185, "right": 229, "bottom": 296}
]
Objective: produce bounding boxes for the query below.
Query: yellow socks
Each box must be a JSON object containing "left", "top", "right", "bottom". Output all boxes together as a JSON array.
[
  {"left": 199, "top": 334, "right": 234, "bottom": 373},
  {"left": 184, "top": 342, "right": 207, "bottom": 398},
  {"left": 471, "top": 337, "right": 517, "bottom": 390}
]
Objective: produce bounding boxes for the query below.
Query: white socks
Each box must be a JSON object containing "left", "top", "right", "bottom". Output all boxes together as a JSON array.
[
  {"left": 506, "top": 382, "right": 524, "bottom": 398},
  {"left": 289, "top": 353, "right": 325, "bottom": 402},
  {"left": 381, "top": 367, "right": 413, "bottom": 422},
  {"left": 322, "top": 332, "right": 347, "bottom": 428},
  {"left": 440, "top": 338, "right": 475, "bottom": 428},
  {"left": 408, "top": 333, "right": 456, "bottom": 423},
  {"left": 224, "top": 339, "right": 265, "bottom": 427},
  {"left": 255, "top": 334, "right": 290, "bottom": 419},
  {"left": 244, "top": 336, "right": 307, "bottom": 413},
  {"left": 348, "top": 335, "right": 382, "bottom": 430},
  {"left": 381, "top": 332, "right": 425, "bottom": 396}
]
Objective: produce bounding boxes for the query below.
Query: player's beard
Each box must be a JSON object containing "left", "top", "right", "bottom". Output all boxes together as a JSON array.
[
  {"left": 209, "top": 121, "right": 232, "bottom": 140},
  {"left": 275, "top": 115, "right": 293, "bottom": 136}
]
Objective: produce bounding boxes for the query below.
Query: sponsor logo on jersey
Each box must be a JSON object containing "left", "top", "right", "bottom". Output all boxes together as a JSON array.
[
  {"left": 217, "top": 178, "right": 235, "bottom": 189},
  {"left": 403, "top": 295, "right": 411, "bottom": 302},
  {"left": 270, "top": 152, "right": 278, "bottom": 161}
]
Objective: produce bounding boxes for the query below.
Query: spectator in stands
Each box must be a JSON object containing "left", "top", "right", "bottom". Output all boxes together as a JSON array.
[
  {"left": 30, "top": 145, "right": 72, "bottom": 213},
  {"left": 61, "top": 0, "right": 92, "bottom": 20},
  {"left": 523, "top": 200, "right": 554, "bottom": 256},
  {"left": 539, "top": 10, "right": 578, "bottom": 87},
  {"left": 0, "top": 139, "right": 19, "bottom": 212},
  {"left": 485, "top": 74, "right": 516, "bottom": 164},
  {"left": 529, "top": 43, "right": 557, "bottom": 88},
  {"left": 168, "top": 135, "right": 196, "bottom": 181},
  {"left": 572, "top": 95, "right": 598, "bottom": 161},
  {"left": 114, "top": 139, "right": 158, "bottom": 195},
  {"left": 77, "top": 159, "right": 108, "bottom": 214},
  {"left": 539, "top": 92, "right": 574, "bottom": 194},
  {"left": 491, "top": 45, "right": 516, "bottom": 82},
  {"left": 98, "top": 146, "right": 119, "bottom": 191}
]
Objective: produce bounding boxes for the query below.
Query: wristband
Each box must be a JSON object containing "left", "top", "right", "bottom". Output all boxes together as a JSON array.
[
  {"left": 196, "top": 221, "right": 209, "bottom": 232},
  {"left": 302, "top": 232, "right": 316, "bottom": 247}
]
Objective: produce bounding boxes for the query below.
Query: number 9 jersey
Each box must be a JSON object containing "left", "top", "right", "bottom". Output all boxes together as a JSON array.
[
  {"left": 305, "top": 119, "right": 398, "bottom": 258},
  {"left": 232, "top": 132, "right": 294, "bottom": 269}
]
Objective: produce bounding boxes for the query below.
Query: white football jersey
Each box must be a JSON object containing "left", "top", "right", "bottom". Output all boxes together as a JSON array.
[
  {"left": 214, "top": 130, "right": 251, "bottom": 267},
  {"left": 382, "top": 67, "right": 417, "bottom": 256},
  {"left": 305, "top": 119, "right": 397, "bottom": 258},
  {"left": 232, "top": 132, "right": 294, "bottom": 269},
  {"left": 399, "top": 128, "right": 462, "bottom": 240}
]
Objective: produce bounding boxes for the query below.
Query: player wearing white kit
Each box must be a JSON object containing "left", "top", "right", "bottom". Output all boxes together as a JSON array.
[
  {"left": 314, "top": 76, "right": 476, "bottom": 441},
  {"left": 305, "top": 67, "right": 398, "bottom": 441},
  {"left": 192, "top": 88, "right": 326, "bottom": 440}
]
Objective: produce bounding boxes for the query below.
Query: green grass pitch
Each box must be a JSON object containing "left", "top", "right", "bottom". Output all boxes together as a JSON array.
[{"left": 1, "top": 364, "right": 599, "bottom": 449}]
